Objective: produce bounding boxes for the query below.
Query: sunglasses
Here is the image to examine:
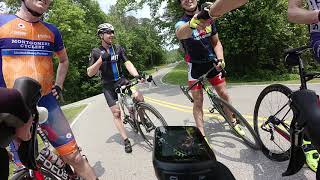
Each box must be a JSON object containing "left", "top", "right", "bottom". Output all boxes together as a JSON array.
[{"left": 105, "top": 30, "right": 115, "bottom": 35}]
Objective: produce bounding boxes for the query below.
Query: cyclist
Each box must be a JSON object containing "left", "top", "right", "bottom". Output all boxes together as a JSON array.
[
  {"left": 87, "top": 23, "right": 152, "bottom": 153},
  {"left": 0, "top": 0, "right": 97, "bottom": 179},
  {"left": 0, "top": 88, "right": 33, "bottom": 179},
  {"left": 287, "top": 0, "right": 320, "bottom": 172},
  {"left": 175, "top": 0, "right": 245, "bottom": 137}
]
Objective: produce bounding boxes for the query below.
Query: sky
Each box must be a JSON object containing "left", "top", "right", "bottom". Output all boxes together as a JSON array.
[
  {"left": 97, "top": 0, "right": 151, "bottom": 19},
  {"left": 96, "top": 0, "right": 176, "bottom": 50}
]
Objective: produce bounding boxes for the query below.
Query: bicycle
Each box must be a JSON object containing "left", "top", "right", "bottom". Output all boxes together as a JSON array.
[
  {"left": 116, "top": 75, "right": 167, "bottom": 148},
  {"left": 253, "top": 45, "right": 320, "bottom": 162},
  {"left": 180, "top": 64, "right": 261, "bottom": 150},
  {"left": 9, "top": 77, "right": 82, "bottom": 180}
]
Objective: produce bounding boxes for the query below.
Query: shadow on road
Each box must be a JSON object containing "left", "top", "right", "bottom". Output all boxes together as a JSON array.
[
  {"left": 203, "top": 118, "right": 310, "bottom": 180},
  {"left": 92, "top": 161, "right": 106, "bottom": 178},
  {"left": 105, "top": 127, "right": 153, "bottom": 152}
]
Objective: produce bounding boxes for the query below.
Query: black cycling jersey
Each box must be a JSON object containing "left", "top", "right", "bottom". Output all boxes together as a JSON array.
[
  {"left": 175, "top": 14, "right": 218, "bottom": 64},
  {"left": 89, "top": 45, "right": 129, "bottom": 84}
]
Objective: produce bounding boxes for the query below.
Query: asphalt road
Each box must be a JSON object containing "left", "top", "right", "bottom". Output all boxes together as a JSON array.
[{"left": 68, "top": 63, "right": 318, "bottom": 180}]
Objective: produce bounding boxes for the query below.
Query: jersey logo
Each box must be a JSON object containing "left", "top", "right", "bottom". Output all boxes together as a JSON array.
[
  {"left": 111, "top": 54, "right": 119, "bottom": 62},
  {"left": 192, "top": 26, "right": 212, "bottom": 40},
  {"left": 18, "top": 23, "right": 25, "bottom": 29}
]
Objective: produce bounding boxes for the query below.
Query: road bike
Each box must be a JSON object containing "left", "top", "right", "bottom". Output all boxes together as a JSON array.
[
  {"left": 253, "top": 45, "right": 320, "bottom": 162},
  {"left": 180, "top": 64, "right": 261, "bottom": 149},
  {"left": 117, "top": 75, "right": 167, "bottom": 148}
]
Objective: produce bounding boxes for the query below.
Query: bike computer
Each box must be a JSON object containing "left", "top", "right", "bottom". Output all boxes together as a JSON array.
[
  {"left": 153, "top": 126, "right": 215, "bottom": 162},
  {"left": 153, "top": 126, "right": 235, "bottom": 180}
]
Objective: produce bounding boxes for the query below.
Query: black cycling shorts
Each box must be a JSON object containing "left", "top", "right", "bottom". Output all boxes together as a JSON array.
[{"left": 103, "top": 78, "right": 131, "bottom": 107}]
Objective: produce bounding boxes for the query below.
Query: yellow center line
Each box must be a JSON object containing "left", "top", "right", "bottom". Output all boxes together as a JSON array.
[
  {"left": 144, "top": 96, "right": 254, "bottom": 120},
  {"left": 145, "top": 97, "right": 292, "bottom": 131}
]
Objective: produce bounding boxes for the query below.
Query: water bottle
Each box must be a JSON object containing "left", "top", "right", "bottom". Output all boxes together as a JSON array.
[
  {"left": 37, "top": 106, "right": 48, "bottom": 124},
  {"left": 124, "top": 95, "right": 134, "bottom": 109},
  {"left": 39, "top": 148, "right": 65, "bottom": 169}
]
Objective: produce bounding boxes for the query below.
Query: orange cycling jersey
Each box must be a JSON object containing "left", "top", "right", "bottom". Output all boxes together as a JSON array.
[{"left": 0, "top": 14, "right": 64, "bottom": 94}]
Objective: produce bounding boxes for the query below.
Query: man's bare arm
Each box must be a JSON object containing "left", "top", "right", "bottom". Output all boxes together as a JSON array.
[
  {"left": 288, "top": 0, "right": 319, "bottom": 24},
  {"left": 209, "top": 0, "right": 248, "bottom": 19},
  {"left": 87, "top": 57, "right": 103, "bottom": 77},
  {"left": 55, "top": 48, "right": 69, "bottom": 89}
]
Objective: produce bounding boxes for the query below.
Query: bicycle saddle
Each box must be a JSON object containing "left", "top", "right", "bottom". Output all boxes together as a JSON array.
[
  {"left": 283, "top": 89, "right": 320, "bottom": 176},
  {"left": 284, "top": 45, "right": 310, "bottom": 66},
  {"left": 13, "top": 77, "right": 42, "bottom": 114},
  {"left": 13, "top": 77, "right": 42, "bottom": 170}
]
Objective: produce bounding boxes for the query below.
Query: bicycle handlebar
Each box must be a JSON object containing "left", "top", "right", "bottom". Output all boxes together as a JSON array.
[
  {"left": 115, "top": 74, "right": 156, "bottom": 94},
  {"left": 284, "top": 45, "right": 310, "bottom": 55}
]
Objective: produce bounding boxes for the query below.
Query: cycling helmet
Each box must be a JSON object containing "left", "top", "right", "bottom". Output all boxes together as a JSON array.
[{"left": 97, "top": 23, "right": 114, "bottom": 35}]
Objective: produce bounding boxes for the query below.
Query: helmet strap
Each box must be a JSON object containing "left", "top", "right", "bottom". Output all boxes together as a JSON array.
[{"left": 101, "top": 34, "right": 112, "bottom": 47}]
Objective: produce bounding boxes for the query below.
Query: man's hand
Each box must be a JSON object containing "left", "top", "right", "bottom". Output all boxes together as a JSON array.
[
  {"left": 135, "top": 75, "right": 145, "bottom": 83},
  {"left": 189, "top": 15, "right": 201, "bottom": 29},
  {"left": 52, "top": 85, "right": 62, "bottom": 99},
  {"left": 197, "top": 2, "right": 214, "bottom": 20},
  {"left": 189, "top": 14, "right": 212, "bottom": 30},
  {"left": 15, "top": 116, "right": 33, "bottom": 141}
]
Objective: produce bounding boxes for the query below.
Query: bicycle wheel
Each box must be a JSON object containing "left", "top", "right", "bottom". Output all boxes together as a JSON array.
[
  {"left": 135, "top": 102, "right": 167, "bottom": 148},
  {"left": 211, "top": 96, "right": 261, "bottom": 150},
  {"left": 253, "top": 84, "right": 294, "bottom": 161}
]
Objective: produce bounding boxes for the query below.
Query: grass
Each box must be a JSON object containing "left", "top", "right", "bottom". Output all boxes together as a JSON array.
[
  {"left": 162, "top": 62, "right": 188, "bottom": 85},
  {"left": 162, "top": 61, "right": 320, "bottom": 85},
  {"left": 62, "top": 104, "right": 87, "bottom": 123},
  {"left": 9, "top": 104, "right": 87, "bottom": 177}
]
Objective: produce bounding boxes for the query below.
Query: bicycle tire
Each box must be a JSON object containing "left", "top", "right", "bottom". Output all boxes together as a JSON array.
[
  {"left": 135, "top": 102, "right": 167, "bottom": 148},
  {"left": 253, "top": 84, "right": 293, "bottom": 161},
  {"left": 211, "top": 96, "right": 261, "bottom": 150}
]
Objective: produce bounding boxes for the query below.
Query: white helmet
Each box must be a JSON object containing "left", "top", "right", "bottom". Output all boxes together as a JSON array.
[{"left": 97, "top": 23, "right": 114, "bottom": 35}]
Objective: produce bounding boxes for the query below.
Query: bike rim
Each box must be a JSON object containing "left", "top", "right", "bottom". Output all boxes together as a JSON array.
[
  {"left": 256, "top": 90, "right": 292, "bottom": 160},
  {"left": 136, "top": 103, "right": 167, "bottom": 148}
]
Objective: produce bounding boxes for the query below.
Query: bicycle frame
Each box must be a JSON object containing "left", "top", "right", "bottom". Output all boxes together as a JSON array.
[
  {"left": 116, "top": 83, "right": 139, "bottom": 131},
  {"left": 261, "top": 47, "right": 320, "bottom": 139}
]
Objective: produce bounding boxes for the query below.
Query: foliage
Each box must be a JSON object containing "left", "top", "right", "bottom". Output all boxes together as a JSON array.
[
  {"left": 143, "top": 0, "right": 317, "bottom": 81},
  {"left": 3, "top": 0, "right": 166, "bottom": 103}
]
